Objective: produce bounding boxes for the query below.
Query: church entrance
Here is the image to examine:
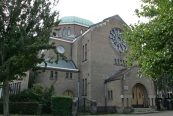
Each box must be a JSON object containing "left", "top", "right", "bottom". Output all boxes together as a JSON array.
[{"left": 132, "top": 83, "right": 148, "bottom": 108}]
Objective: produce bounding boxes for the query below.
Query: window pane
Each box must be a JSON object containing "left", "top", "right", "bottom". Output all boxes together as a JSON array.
[
  {"left": 55, "top": 72, "right": 58, "bottom": 79},
  {"left": 50, "top": 71, "right": 53, "bottom": 79},
  {"left": 68, "top": 27, "right": 70, "bottom": 35},
  {"left": 66, "top": 73, "right": 69, "bottom": 78},
  {"left": 70, "top": 73, "right": 72, "bottom": 79},
  {"left": 111, "top": 90, "right": 113, "bottom": 99},
  {"left": 114, "top": 59, "right": 117, "bottom": 65},
  {"left": 58, "top": 28, "right": 62, "bottom": 36},
  {"left": 63, "top": 27, "right": 66, "bottom": 36},
  {"left": 117, "top": 59, "right": 119, "bottom": 65},
  {"left": 80, "top": 29, "right": 83, "bottom": 34}
]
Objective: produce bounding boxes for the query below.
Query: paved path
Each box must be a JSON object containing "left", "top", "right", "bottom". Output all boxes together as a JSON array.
[{"left": 81, "top": 111, "right": 173, "bottom": 116}]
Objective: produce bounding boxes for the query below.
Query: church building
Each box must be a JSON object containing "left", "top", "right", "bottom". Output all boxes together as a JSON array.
[{"left": 28, "top": 15, "right": 156, "bottom": 113}]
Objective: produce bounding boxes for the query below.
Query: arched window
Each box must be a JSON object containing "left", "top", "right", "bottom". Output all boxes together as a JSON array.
[
  {"left": 68, "top": 27, "right": 70, "bottom": 35},
  {"left": 63, "top": 27, "right": 66, "bottom": 36},
  {"left": 58, "top": 28, "right": 62, "bottom": 37}
]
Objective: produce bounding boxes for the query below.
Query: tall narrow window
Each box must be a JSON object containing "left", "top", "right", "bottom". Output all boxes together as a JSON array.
[
  {"left": 85, "top": 79, "right": 87, "bottom": 95},
  {"left": 63, "top": 27, "right": 66, "bottom": 36},
  {"left": 55, "top": 72, "right": 58, "bottom": 79},
  {"left": 111, "top": 90, "right": 113, "bottom": 99},
  {"left": 122, "top": 60, "right": 125, "bottom": 66},
  {"left": 80, "top": 29, "right": 83, "bottom": 34},
  {"left": 66, "top": 73, "right": 69, "bottom": 78},
  {"left": 83, "top": 45, "right": 84, "bottom": 62},
  {"left": 70, "top": 73, "right": 72, "bottom": 79},
  {"left": 58, "top": 28, "right": 62, "bottom": 36},
  {"left": 114, "top": 59, "right": 117, "bottom": 65},
  {"left": 68, "top": 27, "right": 70, "bottom": 35},
  {"left": 50, "top": 71, "right": 53, "bottom": 79},
  {"left": 117, "top": 59, "right": 120, "bottom": 65},
  {"left": 120, "top": 59, "right": 122, "bottom": 65},
  {"left": 85, "top": 44, "right": 87, "bottom": 61}
]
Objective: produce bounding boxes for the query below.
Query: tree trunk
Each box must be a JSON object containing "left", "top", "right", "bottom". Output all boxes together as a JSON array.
[{"left": 3, "top": 76, "right": 9, "bottom": 116}]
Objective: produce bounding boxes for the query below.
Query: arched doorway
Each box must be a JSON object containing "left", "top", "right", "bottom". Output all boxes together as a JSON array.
[
  {"left": 132, "top": 83, "right": 148, "bottom": 108},
  {"left": 63, "top": 90, "right": 74, "bottom": 99}
]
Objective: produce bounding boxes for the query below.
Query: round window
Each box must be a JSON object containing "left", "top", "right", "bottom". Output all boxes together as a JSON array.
[{"left": 57, "top": 46, "right": 65, "bottom": 54}]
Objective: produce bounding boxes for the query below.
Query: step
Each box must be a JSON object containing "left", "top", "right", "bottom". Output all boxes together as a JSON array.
[{"left": 132, "top": 108, "right": 159, "bottom": 114}]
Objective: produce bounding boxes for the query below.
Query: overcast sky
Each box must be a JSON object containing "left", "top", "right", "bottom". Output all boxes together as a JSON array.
[{"left": 57, "top": 0, "right": 148, "bottom": 25}]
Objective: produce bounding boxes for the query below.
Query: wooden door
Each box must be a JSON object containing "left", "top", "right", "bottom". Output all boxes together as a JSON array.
[
  {"left": 63, "top": 90, "right": 74, "bottom": 99},
  {"left": 132, "top": 85, "right": 144, "bottom": 106}
]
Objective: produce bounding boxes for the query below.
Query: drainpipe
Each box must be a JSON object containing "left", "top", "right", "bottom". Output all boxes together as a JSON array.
[
  {"left": 77, "top": 71, "right": 80, "bottom": 110},
  {"left": 70, "top": 43, "right": 72, "bottom": 60},
  {"left": 104, "top": 81, "right": 107, "bottom": 112},
  {"left": 121, "top": 75, "right": 124, "bottom": 109}
]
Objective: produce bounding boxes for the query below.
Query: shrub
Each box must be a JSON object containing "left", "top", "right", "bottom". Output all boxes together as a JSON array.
[
  {"left": 51, "top": 95, "right": 72, "bottom": 116},
  {"left": 9, "top": 84, "right": 44, "bottom": 102},
  {"left": 8, "top": 83, "right": 55, "bottom": 114},
  {"left": 0, "top": 102, "right": 40, "bottom": 114}
]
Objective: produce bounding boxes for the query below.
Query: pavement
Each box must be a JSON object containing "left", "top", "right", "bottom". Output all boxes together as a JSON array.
[
  {"left": 80, "top": 111, "right": 173, "bottom": 116},
  {"left": 0, "top": 111, "right": 173, "bottom": 116}
]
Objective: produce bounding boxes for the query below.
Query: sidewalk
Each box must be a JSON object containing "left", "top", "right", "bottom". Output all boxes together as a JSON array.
[{"left": 80, "top": 111, "right": 173, "bottom": 116}]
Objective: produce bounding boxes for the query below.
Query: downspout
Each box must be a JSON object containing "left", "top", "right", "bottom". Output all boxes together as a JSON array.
[
  {"left": 104, "top": 80, "right": 107, "bottom": 112},
  {"left": 121, "top": 75, "right": 124, "bottom": 110},
  {"left": 70, "top": 43, "right": 72, "bottom": 60},
  {"left": 74, "top": 25, "right": 76, "bottom": 36},
  {"left": 77, "top": 71, "right": 80, "bottom": 110}
]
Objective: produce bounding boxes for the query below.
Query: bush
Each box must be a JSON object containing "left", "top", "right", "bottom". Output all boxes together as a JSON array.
[
  {"left": 8, "top": 84, "right": 55, "bottom": 114},
  {"left": 51, "top": 95, "right": 72, "bottom": 116},
  {"left": 0, "top": 102, "right": 40, "bottom": 114},
  {"left": 9, "top": 84, "right": 44, "bottom": 102}
]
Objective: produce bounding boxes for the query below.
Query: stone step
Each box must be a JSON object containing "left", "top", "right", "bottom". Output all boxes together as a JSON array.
[{"left": 132, "top": 108, "right": 159, "bottom": 114}]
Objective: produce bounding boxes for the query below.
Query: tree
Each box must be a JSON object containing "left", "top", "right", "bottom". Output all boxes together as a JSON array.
[
  {"left": 0, "top": 0, "right": 63, "bottom": 115},
  {"left": 123, "top": 0, "right": 173, "bottom": 81}
]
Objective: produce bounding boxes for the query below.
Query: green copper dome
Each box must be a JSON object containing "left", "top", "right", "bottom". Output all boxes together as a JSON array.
[{"left": 60, "top": 16, "right": 94, "bottom": 27}]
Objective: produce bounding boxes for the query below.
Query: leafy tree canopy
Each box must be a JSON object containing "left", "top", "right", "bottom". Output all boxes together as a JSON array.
[
  {"left": 123, "top": 0, "right": 173, "bottom": 80},
  {"left": 0, "top": 0, "right": 63, "bottom": 81},
  {"left": 0, "top": 0, "right": 63, "bottom": 115}
]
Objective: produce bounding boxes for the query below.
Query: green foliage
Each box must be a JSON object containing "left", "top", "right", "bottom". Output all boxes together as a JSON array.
[
  {"left": 0, "top": 103, "right": 2, "bottom": 113},
  {"left": 123, "top": 0, "right": 173, "bottom": 81},
  {"left": 8, "top": 84, "right": 55, "bottom": 114},
  {"left": 0, "top": 102, "right": 40, "bottom": 114},
  {"left": 0, "top": 0, "right": 63, "bottom": 81},
  {"left": 9, "top": 83, "right": 55, "bottom": 102},
  {"left": 51, "top": 95, "right": 72, "bottom": 116},
  {"left": 0, "top": 0, "right": 62, "bottom": 115}
]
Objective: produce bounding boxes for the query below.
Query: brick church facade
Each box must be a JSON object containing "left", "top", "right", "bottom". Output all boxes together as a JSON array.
[{"left": 9, "top": 15, "right": 157, "bottom": 113}]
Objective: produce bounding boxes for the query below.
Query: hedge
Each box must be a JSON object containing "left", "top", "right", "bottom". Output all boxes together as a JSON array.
[
  {"left": 51, "top": 95, "right": 72, "bottom": 116},
  {"left": 0, "top": 102, "right": 40, "bottom": 115}
]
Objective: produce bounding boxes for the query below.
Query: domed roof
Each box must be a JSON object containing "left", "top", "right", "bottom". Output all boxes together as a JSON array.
[{"left": 60, "top": 16, "right": 94, "bottom": 27}]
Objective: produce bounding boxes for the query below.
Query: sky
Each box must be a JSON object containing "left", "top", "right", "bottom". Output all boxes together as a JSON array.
[{"left": 57, "top": 0, "right": 148, "bottom": 25}]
